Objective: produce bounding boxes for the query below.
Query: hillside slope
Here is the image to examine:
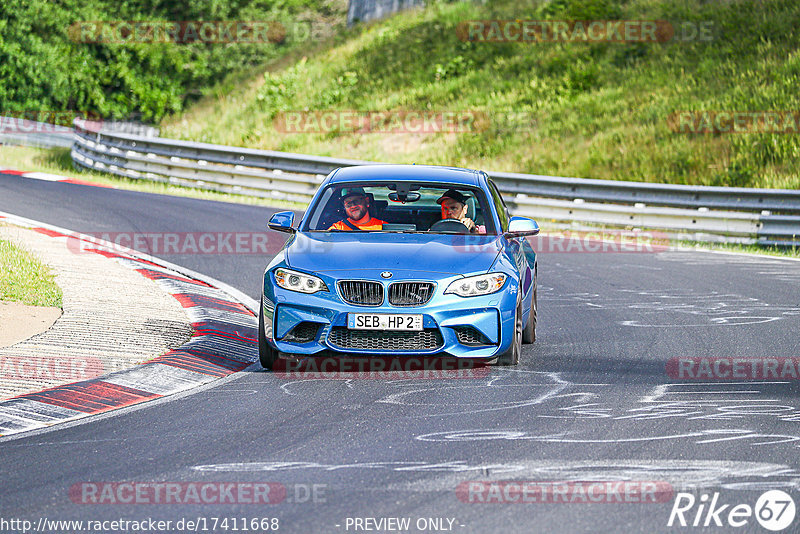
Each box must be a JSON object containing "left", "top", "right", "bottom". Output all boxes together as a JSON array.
[{"left": 162, "top": 0, "right": 800, "bottom": 188}]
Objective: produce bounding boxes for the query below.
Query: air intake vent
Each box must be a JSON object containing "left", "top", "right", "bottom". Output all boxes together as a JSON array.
[
  {"left": 328, "top": 328, "right": 443, "bottom": 351},
  {"left": 454, "top": 326, "right": 494, "bottom": 346},
  {"left": 283, "top": 322, "right": 321, "bottom": 343}
]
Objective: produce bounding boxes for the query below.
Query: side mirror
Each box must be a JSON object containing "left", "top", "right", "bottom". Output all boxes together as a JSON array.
[
  {"left": 504, "top": 217, "right": 540, "bottom": 238},
  {"left": 268, "top": 211, "right": 296, "bottom": 233}
]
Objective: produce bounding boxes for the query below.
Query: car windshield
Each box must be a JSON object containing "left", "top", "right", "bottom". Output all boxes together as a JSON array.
[{"left": 303, "top": 182, "right": 497, "bottom": 234}]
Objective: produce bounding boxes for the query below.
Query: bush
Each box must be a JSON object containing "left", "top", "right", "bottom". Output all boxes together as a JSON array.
[{"left": 0, "top": 0, "right": 343, "bottom": 123}]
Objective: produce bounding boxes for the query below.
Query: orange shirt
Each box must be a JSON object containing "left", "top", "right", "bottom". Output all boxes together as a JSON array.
[{"left": 328, "top": 217, "right": 386, "bottom": 231}]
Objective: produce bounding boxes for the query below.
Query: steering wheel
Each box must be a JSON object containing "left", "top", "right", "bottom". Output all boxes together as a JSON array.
[{"left": 429, "top": 218, "right": 469, "bottom": 233}]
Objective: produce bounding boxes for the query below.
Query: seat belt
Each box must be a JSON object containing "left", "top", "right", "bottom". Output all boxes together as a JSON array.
[{"left": 342, "top": 219, "right": 362, "bottom": 231}]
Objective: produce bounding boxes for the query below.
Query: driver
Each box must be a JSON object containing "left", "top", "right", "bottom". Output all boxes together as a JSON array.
[
  {"left": 436, "top": 189, "right": 485, "bottom": 234},
  {"left": 328, "top": 187, "right": 386, "bottom": 231}
]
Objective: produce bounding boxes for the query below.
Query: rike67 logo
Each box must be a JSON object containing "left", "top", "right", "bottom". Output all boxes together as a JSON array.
[{"left": 668, "top": 490, "right": 796, "bottom": 531}]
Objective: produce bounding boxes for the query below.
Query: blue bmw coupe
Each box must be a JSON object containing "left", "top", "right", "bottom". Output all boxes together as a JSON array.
[{"left": 259, "top": 164, "right": 539, "bottom": 368}]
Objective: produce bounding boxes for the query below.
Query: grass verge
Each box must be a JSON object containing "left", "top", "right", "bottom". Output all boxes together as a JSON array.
[{"left": 0, "top": 233, "right": 63, "bottom": 307}]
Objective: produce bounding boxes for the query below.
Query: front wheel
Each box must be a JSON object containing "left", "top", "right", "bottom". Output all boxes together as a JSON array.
[
  {"left": 258, "top": 297, "right": 278, "bottom": 370},
  {"left": 523, "top": 283, "right": 537, "bottom": 344},
  {"left": 495, "top": 297, "right": 522, "bottom": 366}
]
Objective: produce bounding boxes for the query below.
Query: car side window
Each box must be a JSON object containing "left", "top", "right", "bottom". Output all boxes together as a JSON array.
[
  {"left": 488, "top": 180, "right": 510, "bottom": 232},
  {"left": 305, "top": 187, "right": 336, "bottom": 230}
]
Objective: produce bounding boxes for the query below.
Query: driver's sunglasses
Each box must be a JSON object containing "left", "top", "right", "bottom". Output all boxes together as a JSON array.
[{"left": 343, "top": 197, "right": 367, "bottom": 208}]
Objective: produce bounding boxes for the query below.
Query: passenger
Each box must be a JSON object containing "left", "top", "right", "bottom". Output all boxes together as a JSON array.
[
  {"left": 436, "top": 189, "right": 485, "bottom": 234},
  {"left": 328, "top": 187, "right": 386, "bottom": 231}
]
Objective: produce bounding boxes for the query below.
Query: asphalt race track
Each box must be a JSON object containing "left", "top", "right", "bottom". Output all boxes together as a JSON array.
[{"left": 2, "top": 174, "right": 800, "bottom": 533}]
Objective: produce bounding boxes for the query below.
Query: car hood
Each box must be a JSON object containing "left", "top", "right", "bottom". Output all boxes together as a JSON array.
[{"left": 286, "top": 232, "right": 503, "bottom": 276}]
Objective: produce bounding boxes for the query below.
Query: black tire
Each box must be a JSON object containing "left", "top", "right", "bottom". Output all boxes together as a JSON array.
[
  {"left": 523, "top": 283, "right": 537, "bottom": 344},
  {"left": 258, "top": 297, "right": 278, "bottom": 370},
  {"left": 495, "top": 296, "right": 523, "bottom": 366}
]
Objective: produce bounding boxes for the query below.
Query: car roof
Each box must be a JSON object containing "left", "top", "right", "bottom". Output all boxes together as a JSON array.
[{"left": 328, "top": 164, "right": 483, "bottom": 187}]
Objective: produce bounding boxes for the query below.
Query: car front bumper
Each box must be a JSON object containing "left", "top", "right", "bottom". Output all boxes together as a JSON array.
[{"left": 262, "top": 271, "right": 518, "bottom": 359}]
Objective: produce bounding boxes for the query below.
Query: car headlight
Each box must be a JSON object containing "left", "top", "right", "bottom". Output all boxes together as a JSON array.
[
  {"left": 274, "top": 268, "right": 328, "bottom": 294},
  {"left": 444, "top": 273, "right": 507, "bottom": 297}
]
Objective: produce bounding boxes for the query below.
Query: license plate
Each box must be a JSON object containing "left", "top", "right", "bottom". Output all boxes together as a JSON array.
[{"left": 348, "top": 313, "right": 423, "bottom": 331}]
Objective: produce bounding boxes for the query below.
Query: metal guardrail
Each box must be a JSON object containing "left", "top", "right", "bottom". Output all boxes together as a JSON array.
[
  {"left": 0, "top": 117, "right": 74, "bottom": 149},
  {"left": 69, "top": 118, "right": 800, "bottom": 246},
  {"left": 0, "top": 116, "right": 159, "bottom": 149},
  {"left": 347, "top": 0, "right": 426, "bottom": 26}
]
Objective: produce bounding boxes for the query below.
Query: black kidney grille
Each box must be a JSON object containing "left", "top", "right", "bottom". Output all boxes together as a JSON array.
[
  {"left": 388, "top": 282, "right": 435, "bottom": 307},
  {"left": 328, "top": 328, "right": 443, "bottom": 351},
  {"left": 338, "top": 280, "right": 384, "bottom": 306}
]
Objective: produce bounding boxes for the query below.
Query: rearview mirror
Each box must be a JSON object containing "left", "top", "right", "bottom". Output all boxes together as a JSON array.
[
  {"left": 388, "top": 191, "right": 421, "bottom": 203},
  {"left": 504, "top": 217, "right": 539, "bottom": 238},
  {"left": 268, "top": 211, "right": 296, "bottom": 233}
]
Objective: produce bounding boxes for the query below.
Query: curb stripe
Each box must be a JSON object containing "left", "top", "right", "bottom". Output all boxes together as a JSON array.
[
  {"left": 24, "top": 382, "right": 160, "bottom": 414},
  {"left": 94, "top": 251, "right": 194, "bottom": 271},
  {"left": 32, "top": 227, "right": 68, "bottom": 238},
  {"left": 60, "top": 178, "right": 113, "bottom": 188},
  {"left": 173, "top": 293, "right": 251, "bottom": 314},
  {"left": 192, "top": 328, "right": 257, "bottom": 343},
  {"left": 135, "top": 268, "right": 213, "bottom": 287},
  {"left": 150, "top": 352, "right": 250, "bottom": 376},
  {"left": 192, "top": 326, "right": 258, "bottom": 339},
  {"left": 175, "top": 343, "right": 255, "bottom": 365},
  {"left": 0, "top": 212, "right": 258, "bottom": 437},
  {"left": 1, "top": 169, "right": 113, "bottom": 188},
  {"left": 101, "top": 364, "right": 220, "bottom": 396}
]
